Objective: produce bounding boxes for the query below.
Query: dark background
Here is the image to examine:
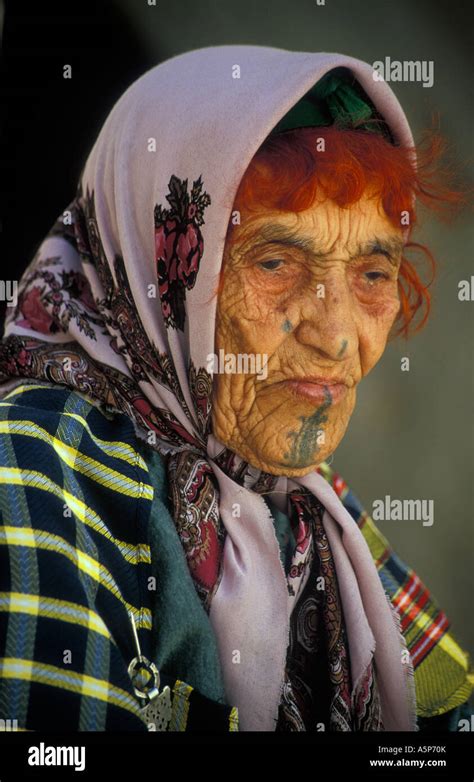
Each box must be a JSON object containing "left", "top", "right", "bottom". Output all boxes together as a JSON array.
[{"left": 0, "top": 0, "right": 472, "bottom": 670}]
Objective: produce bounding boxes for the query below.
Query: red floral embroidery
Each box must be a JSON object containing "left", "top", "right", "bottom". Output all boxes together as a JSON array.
[
  {"left": 17, "top": 287, "right": 55, "bottom": 333},
  {"left": 154, "top": 175, "right": 211, "bottom": 330}
]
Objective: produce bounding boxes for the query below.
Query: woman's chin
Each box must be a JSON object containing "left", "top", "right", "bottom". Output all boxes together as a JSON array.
[
  {"left": 228, "top": 437, "right": 342, "bottom": 477},
  {"left": 212, "top": 403, "right": 354, "bottom": 475}
]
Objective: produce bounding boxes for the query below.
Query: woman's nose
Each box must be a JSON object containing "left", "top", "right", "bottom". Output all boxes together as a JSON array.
[{"left": 294, "top": 275, "right": 357, "bottom": 361}]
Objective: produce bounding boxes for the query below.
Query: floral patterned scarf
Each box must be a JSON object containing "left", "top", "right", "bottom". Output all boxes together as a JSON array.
[{"left": 0, "top": 46, "right": 417, "bottom": 731}]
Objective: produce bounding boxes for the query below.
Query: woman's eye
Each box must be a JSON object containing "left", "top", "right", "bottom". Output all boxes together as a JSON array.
[
  {"left": 257, "top": 259, "right": 285, "bottom": 271},
  {"left": 364, "top": 270, "right": 389, "bottom": 284}
]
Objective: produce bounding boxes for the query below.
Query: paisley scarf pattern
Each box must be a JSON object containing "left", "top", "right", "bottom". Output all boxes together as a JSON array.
[{"left": 276, "top": 494, "right": 383, "bottom": 731}]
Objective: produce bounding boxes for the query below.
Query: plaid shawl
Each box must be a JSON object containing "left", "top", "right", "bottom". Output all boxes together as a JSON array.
[
  {"left": 0, "top": 383, "right": 472, "bottom": 731},
  {"left": 316, "top": 466, "right": 474, "bottom": 719}
]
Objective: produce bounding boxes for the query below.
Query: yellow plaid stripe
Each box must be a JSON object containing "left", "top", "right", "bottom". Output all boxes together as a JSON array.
[
  {"left": 0, "top": 468, "right": 151, "bottom": 565},
  {"left": 0, "top": 420, "right": 152, "bottom": 500},
  {"left": 1, "top": 384, "right": 148, "bottom": 470},
  {"left": 0, "top": 657, "right": 145, "bottom": 718},
  {"left": 170, "top": 680, "right": 193, "bottom": 730},
  {"left": 0, "top": 592, "right": 112, "bottom": 640},
  {"left": 229, "top": 706, "right": 239, "bottom": 731},
  {"left": 0, "top": 527, "right": 152, "bottom": 631},
  {"left": 3, "top": 383, "right": 57, "bottom": 400}
]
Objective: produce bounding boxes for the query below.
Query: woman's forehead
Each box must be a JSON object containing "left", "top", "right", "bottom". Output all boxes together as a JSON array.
[{"left": 225, "top": 196, "right": 404, "bottom": 262}]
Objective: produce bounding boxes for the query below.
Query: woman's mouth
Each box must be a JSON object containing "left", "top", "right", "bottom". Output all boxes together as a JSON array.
[{"left": 280, "top": 379, "right": 349, "bottom": 404}]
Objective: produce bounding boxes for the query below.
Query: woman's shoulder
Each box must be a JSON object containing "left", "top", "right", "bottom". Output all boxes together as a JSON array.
[
  {"left": 0, "top": 380, "right": 159, "bottom": 611},
  {"left": 0, "top": 381, "right": 158, "bottom": 497},
  {"left": 0, "top": 380, "right": 158, "bottom": 575},
  {"left": 0, "top": 381, "right": 144, "bottom": 451}
]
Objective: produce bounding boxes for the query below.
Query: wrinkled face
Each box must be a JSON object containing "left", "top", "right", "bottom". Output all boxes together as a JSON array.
[{"left": 212, "top": 190, "right": 404, "bottom": 476}]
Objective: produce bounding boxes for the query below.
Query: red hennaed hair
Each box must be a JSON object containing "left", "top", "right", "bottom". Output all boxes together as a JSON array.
[{"left": 216, "top": 124, "right": 466, "bottom": 338}]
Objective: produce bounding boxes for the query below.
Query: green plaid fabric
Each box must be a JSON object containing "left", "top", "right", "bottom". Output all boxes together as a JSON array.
[
  {"left": 0, "top": 383, "right": 471, "bottom": 731},
  {"left": 0, "top": 383, "right": 238, "bottom": 731}
]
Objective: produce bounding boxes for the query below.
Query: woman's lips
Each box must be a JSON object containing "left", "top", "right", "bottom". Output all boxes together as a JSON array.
[{"left": 280, "top": 379, "right": 348, "bottom": 404}]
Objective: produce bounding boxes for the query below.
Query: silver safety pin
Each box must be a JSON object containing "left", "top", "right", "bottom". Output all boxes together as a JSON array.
[
  {"left": 127, "top": 609, "right": 160, "bottom": 702},
  {"left": 128, "top": 610, "right": 173, "bottom": 730}
]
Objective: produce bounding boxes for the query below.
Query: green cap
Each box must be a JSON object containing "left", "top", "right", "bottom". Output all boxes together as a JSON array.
[{"left": 270, "top": 66, "right": 393, "bottom": 142}]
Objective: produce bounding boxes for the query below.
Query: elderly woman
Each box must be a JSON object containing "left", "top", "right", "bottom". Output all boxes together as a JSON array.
[{"left": 0, "top": 45, "right": 471, "bottom": 733}]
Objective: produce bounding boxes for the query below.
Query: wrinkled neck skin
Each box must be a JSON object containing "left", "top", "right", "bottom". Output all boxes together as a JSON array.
[{"left": 211, "top": 191, "right": 403, "bottom": 478}]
